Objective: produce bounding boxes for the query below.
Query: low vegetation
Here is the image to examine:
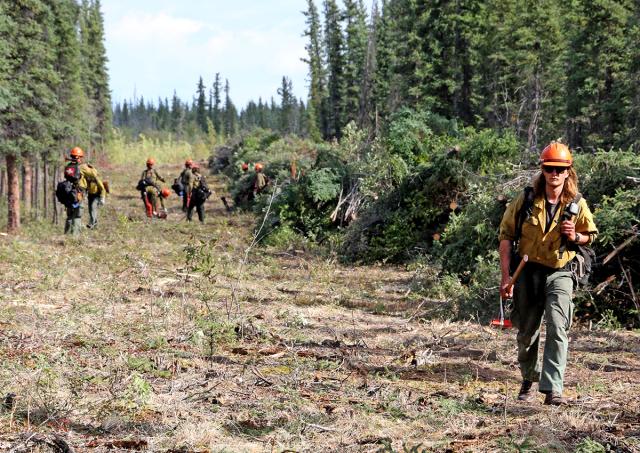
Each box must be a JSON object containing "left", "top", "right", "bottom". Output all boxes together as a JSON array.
[
  {"left": 213, "top": 110, "right": 640, "bottom": 328},
  {"left": 0, "top": 161, "right": 638, "bottom": 452}
]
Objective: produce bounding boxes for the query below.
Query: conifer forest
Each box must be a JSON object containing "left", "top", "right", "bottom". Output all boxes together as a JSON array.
[{"left": 1, "top": 0, "right": 640, "bottom": 451}]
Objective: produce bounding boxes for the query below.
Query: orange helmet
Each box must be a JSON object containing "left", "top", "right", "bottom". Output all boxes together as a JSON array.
[
  {"left": 70, "top": 147, "right": 84, "bottom": 159},
  {"left": 255, "top": 163, "right": 264, "bottom": 172},
  {"left": 146, "top": 157, "right": 155, "bottom": 166},
  {"left": 241, "top": 163, "right": 249, "bottom": 171},
  {"left": 160, "top": 187, "right": 170, "bottom": 198},
  {"left": 540, "top": 142, "right": 572, "bottom": 167},
  {"left": 185, "top": 159, "right": 193, "bottom": 167}
]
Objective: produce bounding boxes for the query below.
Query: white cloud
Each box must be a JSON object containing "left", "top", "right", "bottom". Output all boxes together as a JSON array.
[
  {"left": 111, "top": 11, "right": 204, "bottom": 45},
  {"left": 105, "top": 5, "right": 309, "bottom": 106}
]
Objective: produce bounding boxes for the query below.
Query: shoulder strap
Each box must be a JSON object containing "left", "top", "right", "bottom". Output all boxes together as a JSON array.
[{"left": 514, "top": 186, "right": 534, "bottom": 244}]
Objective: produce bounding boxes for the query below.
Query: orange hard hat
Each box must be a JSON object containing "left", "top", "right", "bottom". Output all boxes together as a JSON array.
[
  {"left": 241, "top": 163, "right": 249, "bottom": 171},
  {"left": 540, "top": 142, "right": 572, "bottom": 167},
  {"left": 146, "top": 157, "right": 155, "bottom": 166},
  {"left": 255, "top": 163, "right": 264, "bottom": 172},
  {"left": 161, "top": 187, "right": 170, "bottom": 198},
  {"left": 185, "top": 159, "right": 193, "bottom": 167},
  {"left": 70, "top": 147, "right": 84, "bottom": 159}
]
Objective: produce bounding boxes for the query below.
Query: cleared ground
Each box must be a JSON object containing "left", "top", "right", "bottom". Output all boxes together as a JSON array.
[{"left": 0, "top": 162, "right": 638, "bottom": 452}]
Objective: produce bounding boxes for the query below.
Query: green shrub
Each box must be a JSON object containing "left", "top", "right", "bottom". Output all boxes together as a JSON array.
[
  {"left": 576, "top": 149, "right": 640, "bottom": 203},
  {"left": 593, "top": 188, "right": 640, "bottom": 247},
  {"left": 458, "top": 127, "right": 520, "bottom": 174},
  {"left": 261, "top": 149, "right": 352, "bottom": 242},
  {"left": 434, "top": 189, "right": 507, "bottom": 275},
  {"left": 342, "top": 154, "right": 468, "bottom": 263},
  {"left": 385, "top": 109, "right": 458, "bottom": 165},
  {"left": 574, "top": 438, "right": 606, "bottom": 453}
]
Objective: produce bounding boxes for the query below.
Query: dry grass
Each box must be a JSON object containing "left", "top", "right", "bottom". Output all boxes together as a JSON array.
[{"left": 0, "top": 162, "right": 639, "bottom": 452}]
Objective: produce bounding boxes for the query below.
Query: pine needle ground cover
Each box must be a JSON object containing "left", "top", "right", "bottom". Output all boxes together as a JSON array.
[{"left": 1, "top": 160, "right": 638, "bottom": 452}]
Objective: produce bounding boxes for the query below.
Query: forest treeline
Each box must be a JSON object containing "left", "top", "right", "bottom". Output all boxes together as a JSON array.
[
  {"left": 0, "top": 0, "right": 110, "bottom": 232},
  {"left": 303, "top": 0, "right": 640, "bottom": 151},
  {"left": 112, "top": 75, "right": 311, "bottom": 142}
]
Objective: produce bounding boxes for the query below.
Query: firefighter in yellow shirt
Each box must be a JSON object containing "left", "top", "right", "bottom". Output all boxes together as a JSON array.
[
  {"left": 81, "top": 157, "right": 107, "bottom": 229},
  {"left": 498, "top": 142, "right": 597, "bottom": 406}
]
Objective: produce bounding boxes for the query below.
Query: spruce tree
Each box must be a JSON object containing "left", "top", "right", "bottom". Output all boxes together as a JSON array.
[
  {"left": 0, "top": 0, "right": 59, "bottom": 232},
  {"left": 626, "top": 2, "right": 640, "bottom": 148},
  {"left": 565, "top": 0, "right": 633, "bottom": 150},
  {"left": 303, "top": 0, "right": 328, "bottom": 140},
  {"left": 79, "top": 0, "right": 111, "bottom": 151},
  {"left": 323, "top": 0, "right": 346, "bottom": 138},
  {"left": 342, "top": 0, "right": 368, "bottom": 126},
  {"left": 196, "top": 76, "right": 208, "bottom": 133},
  {"left": 359, "top": 0, "right": 380, "bottom": 131},
  {"left": 473, "top": 0, "right": 566, "bottom": 150},
  {"left": 212, "top": 73, "right": 222, "bottom": 136},
  {"left": 122, "top": 100, "right": 130, "bottom": 126},
  {"left": 49, "top": 0, "right": 88, "bottom": 148},
  {"left": 278, "top": 76, "right": 295, "bottom": 134},
  {"left": 257, "top": 97, "right": 268, "bottom": 128},
  {"left": 170, "top": 91, "right": 184, "bottom": 136},
  {"left": 372, "top": 0, "right": 399, "bottom": 120},
  {"left": 223, "top": 79, "right": 237, "bottom": 137}
]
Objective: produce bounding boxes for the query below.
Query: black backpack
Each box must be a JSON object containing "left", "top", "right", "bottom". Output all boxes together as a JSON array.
[
  {"left": 563, "top": 194, "right": 596, "bottom": 287},
  {"left": 192, "top": 178, "right": 212, "bottom": 203},
  {"left": 56, "top": 180, "right": 79, "bottom": 207},
  {"left": 172, "top": 178, "right": 184, "bottom": 196},
  {"left": 136, "top": 177, "right": 154, "bottom": 192},
  {"left": 192, "top": 185, "right": 212, "bottom": 203}
]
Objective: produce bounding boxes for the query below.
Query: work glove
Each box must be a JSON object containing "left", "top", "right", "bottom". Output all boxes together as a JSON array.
[
  {"left": 71, "top": 202, "right": 80, "bottom": 209},
  {"left": 98, "top": 197, "right": 106, "bottom": 206}
]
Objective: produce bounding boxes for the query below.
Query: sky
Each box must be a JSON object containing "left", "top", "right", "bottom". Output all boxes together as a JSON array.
[{"left": 103, "top": 0, "right": 311, "bottom": 109}]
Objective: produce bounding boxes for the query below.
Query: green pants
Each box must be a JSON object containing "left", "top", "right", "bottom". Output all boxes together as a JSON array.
[
  {"left": 64, "top": 205, "right": 83, "bottom": 235},
  {"left": 512, "top": 264, "right": 574, "bottom": 394},
  {"left": 187, "top": 200, "right": 205, "bottom": 222},
  {"left": 88, "top": 194, "right": 100, "bottom": 227}
]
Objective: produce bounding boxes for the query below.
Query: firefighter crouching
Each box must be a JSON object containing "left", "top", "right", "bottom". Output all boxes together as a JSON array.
[{"left": 138, "top": 157, "right": 167, "bottom": 218}]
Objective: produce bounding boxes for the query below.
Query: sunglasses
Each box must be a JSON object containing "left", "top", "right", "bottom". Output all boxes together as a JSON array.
[{"left": 542, "top": 166, "right": 568, "bottom": 174}]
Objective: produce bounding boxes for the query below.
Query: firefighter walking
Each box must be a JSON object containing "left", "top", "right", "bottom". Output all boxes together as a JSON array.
[
  {"left": 186, "top": 164, "right": 211, "bottom": 223},
  {"left": 498, "top": 142, "right": 598, "bottom": 405}
]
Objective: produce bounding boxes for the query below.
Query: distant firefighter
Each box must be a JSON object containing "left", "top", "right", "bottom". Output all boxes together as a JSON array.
[
  {"left": 137, "top": 157, "right": 167, "bottom": 218},
  {"left": 187, "top": 164, "right": 212, "bottom": 223}
]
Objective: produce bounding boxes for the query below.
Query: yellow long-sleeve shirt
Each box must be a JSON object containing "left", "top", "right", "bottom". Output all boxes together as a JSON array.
[{"left": 499, "top": 191, "right": 598, "bottom": 269}]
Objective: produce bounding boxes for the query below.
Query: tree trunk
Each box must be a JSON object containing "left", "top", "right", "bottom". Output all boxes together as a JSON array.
[
  {"left": 0, "top": 167, "right": 5, "bottom": 198},
  {"left": 34, "top": 160, "right": 40, "bottom": 219},
  {"left": 23, "top": 156, "right": 32, "bottom": 215},
  {"left": 527, "top": 63, "right": 542, "bottom": 154},
  {"left": 6, "top": 154, "right": 20, "bottom": 233},
  {"left": 43, "top": 161, "right": 48, "bottom": 219},
  {"left": 53, "top": 165, "right": 59, "bottom": 225}
]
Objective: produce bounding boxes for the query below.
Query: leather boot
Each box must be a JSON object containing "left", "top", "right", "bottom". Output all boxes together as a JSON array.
[
  {"left": 517, "top": 380, "right": 535, "bottom": 401},
  {"left": 543, "top": 392, "right": 567, "bottom": 406}
]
